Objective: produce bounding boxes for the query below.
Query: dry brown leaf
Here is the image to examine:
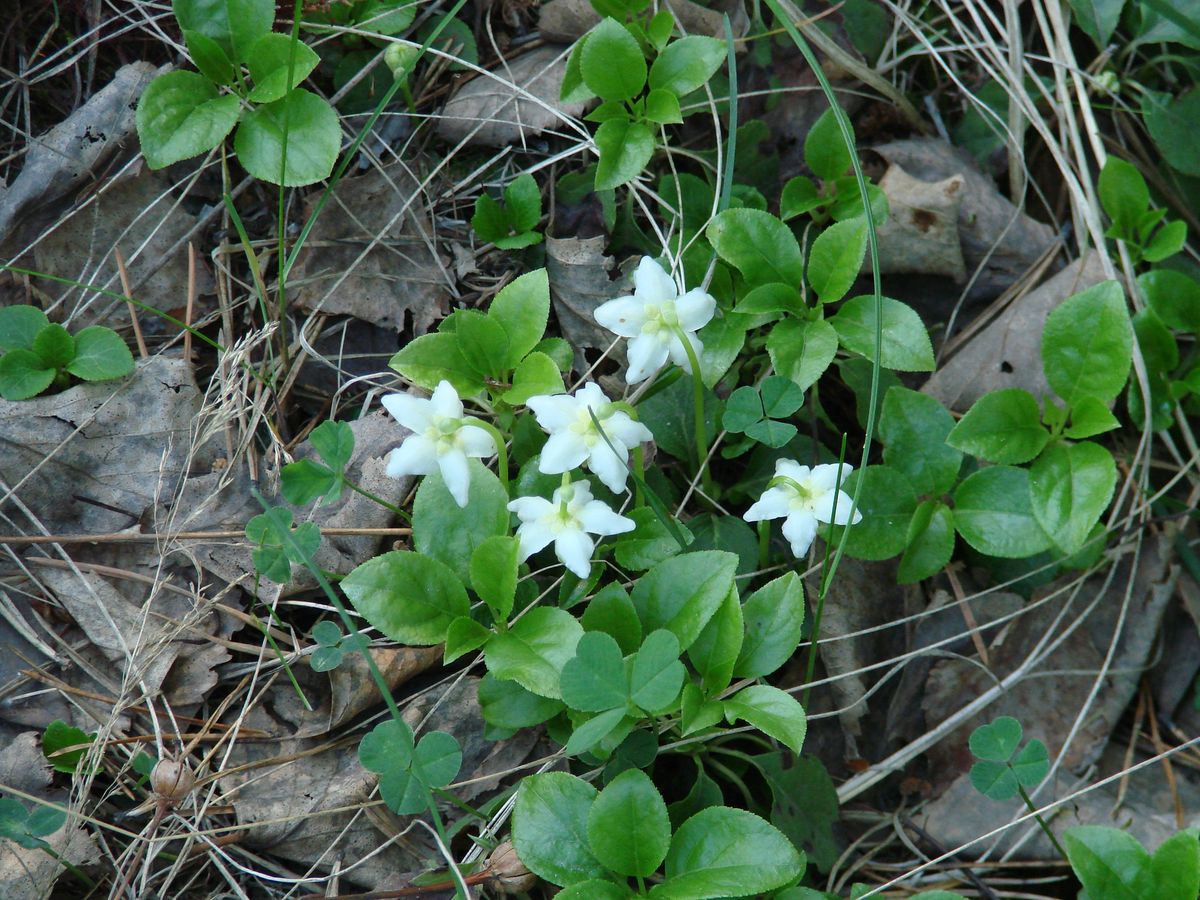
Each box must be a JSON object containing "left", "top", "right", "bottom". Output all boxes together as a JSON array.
[
  {"left": 33, "top": 168, "right": 214, "bottom": 327},
  {"left": 874, "top": 138, "right": 1058, "bottom": 301},
  {"left": 922, "top": 252, "right": 1108, "bottom": 411},
  {"left": 546, "top": 234, "right": 619, "bottom": 373},
  {"left": 872, "top": 164, "right": 966, "bottom": 282},
  {"left": 163, "top": 408, "right": 412, "bottom": 595},
  {"left": 292, "top": 163, "right": 448, "bottom": 335},
  {"left": 438, "top": 46, "right": 588, "bottom": 148},
  {"left": 921, "top": 535, "right": 1174, "bottom": 795},
  {"left": 0, "top": 62, "right": 162, "bottom": 242},
  {"left": 0, "top": 355, "right": 219, "bottom": 536}
]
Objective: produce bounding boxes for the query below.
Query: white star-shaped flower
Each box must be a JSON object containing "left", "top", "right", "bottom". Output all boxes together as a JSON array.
[
  {"left": 593, "top": 257, "right": 716, "bottom": 384},
  {"left": 507, "top": 479, "right": 635, "bottom": 579},
  {"left": 381, "top": 381, "right": 496, "bottom": 508},
  {"left": 743, "top": 459, "right": 863, "bottom": 558},
  {"left": 526, "top": 382, "right": 652, "bottom": 494}
]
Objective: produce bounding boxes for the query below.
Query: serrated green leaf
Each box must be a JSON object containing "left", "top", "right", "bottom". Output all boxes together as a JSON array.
[{"left": 137, "top": 70, "right": 240, "bottom": 169}]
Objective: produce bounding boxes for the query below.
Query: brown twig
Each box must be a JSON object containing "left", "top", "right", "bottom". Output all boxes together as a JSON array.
[
  {"left": 113, "top": 246, "right": 149, "bottom": 359},
  {"left": 1, "top": 526, "right": 412, "bottom": 544}
]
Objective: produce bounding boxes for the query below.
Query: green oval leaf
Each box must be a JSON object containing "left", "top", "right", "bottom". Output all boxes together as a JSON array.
[
  {"left": 413, "top": 461, "right": 509, "bottom": 584},
  {"left": 879, "top": 386, "right": 963, "bottom": 496},
  {"left": 807, "top": 218, "right": 867, "bottom": 305},
  {"left": 0, "top": 349, "right": 56, "bottom": 401},
  {"left": 560, "top": 631, "right": 628, "bottom": 712},
  {"left": 513, "top": 772, "right": 605, "bottom": 887},
  {"left": 648, "top": 35, "right": 725, "bottom": 97},
  {"left": 631, "top": 551, "right": 738, "bottom": 651},
  {"left": 484, "top": 607, "right": 584, "bottom": 699},
  {"left": 342, "top": 550, "right": 469, "bottom": 645},
  {"left": 582, "top": 18, "right": 646, "bottom": 101},
  {"left": 706, "top": 209, "right": 804, "bottom": 287},
  {"left": 1029, "top": 441, "right": 1116, "bottom": 555},
  {"left": 767, "top": 318, "right": 838, "bottom": 392},
  {"left": 953, "top": 467, "right": 1053, "bottom": 558},
  {"left": 246, "top": 32, "right": 321, "bottom": 103},
  {"left": 594, "top": 119, "right": 655, "bottom": 191},
  {"left": 0, "top": 306, "right": 49, "bottom": 352},
  {"left": 172, "top": 0, "right": 274, "bottom": 62},
  {"left": 723, "top": 684, "right": 807, "bottom": 755},
  {"left": 587, "top": 768, "right": 671, "bottom": 877},
  {"left": 1041, "top": 280, "right": 1132, "bottom": 405},
  {"left": 946, "top": 388, "right": 1050, "bottom": 465},
  {"left": 137, "top": 70, "right": 240, "bottom": 169},
  {"left": 65, "top": 326, "right": 135, "bottom": 381},
  {"left": 832, "top": 295, "right": 935, "bottom": 372},
  {"left": 734, "top": 572, "right": 805, "bottom": 679},
  {"left": 234, "top": 87, "right": 339, "bottom": 186},
  {"left": 660, "top": 806, "right": 805, "bottom": 898}
]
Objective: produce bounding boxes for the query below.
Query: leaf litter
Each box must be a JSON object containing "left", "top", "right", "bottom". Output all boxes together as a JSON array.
[{"left": 0, "top": 4, "right": 1196, "bottom": 898}]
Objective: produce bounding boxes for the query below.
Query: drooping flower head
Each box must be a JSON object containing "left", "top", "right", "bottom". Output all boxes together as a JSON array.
[
  {"left": 593, "top": 257, "right": 716, "bottom": 384},
  {"left": 381, "top": 380, "right": 496, "bottom": 508},
  {"left": 526, "top": 382, "right": 652, "bottom": 494},
  {"left": 507, "top": 478, "right": 635, "bottom": 579},
  {"left": 743, "top": 459, "right": 862, "bottom": 558}
]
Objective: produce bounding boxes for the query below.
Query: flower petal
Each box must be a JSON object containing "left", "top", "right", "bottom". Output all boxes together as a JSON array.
[
  {"left": 457, "top": 424, "right": 497, "bottom": 458},
  {"left": 515, "top": 519, "right": 555, "bottom": 561},
  {"left": 527, "top": 394, "right": 580, "bottom": 431},
  {"left": 595, "top": 295, "right": 649, "bottom": 339},
  {"left": 539, "top": 432, "right": 589, "bottom": 475},
  {"left": 633, "top": 256, "right": 678, "bottom": 302},
  {"left": 429, "top": 380, "right": 464, "bottom": 419},
  {"left": 386, "top": 436, "right": 438, "bottom": 478},
  {"left": 809, "top": 463, "right": 850, "bottom": 493},
  {"left": 774, "top": 459, "right": 811, "bottom": 484},
  {"left": 508, "top": 495, "right": 553, "bottom": 521},
  {"left": 676, "top": 288, "right": 717, "bottom": 331},
  {"left": 438, "top": 448, "right": 472, "bottom": 507},
  {"left": 743, "top": 486, "right": 793, "bottom": 522},
  {"left": 667, "top": 330, "right": 704, "bottom": 374},
  {"left": 381, "top": 393, "right": 431, "bottom": 432},
  {"left": 578, "top": 500, "right": 636, "bottom": 536},
  {"left": 554, "top": 528, "right": 595, "bottom": 579},
  {"left": 624, "top": 332, "right": 670, "bottom": 384},
  {"left": 813, "top": 488, "right": 861, "bottom": 525},
  {"left": 781, "top": 510, "right": 819, "bottom": 558},
  {"left": 584, "top": 442, "right": 630, "bottom": 494},
  {"left": 609, "top": 411, "right": 653, "bottom": 446}
]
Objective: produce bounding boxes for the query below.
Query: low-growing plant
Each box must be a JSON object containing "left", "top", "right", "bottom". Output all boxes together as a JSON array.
[
  {"left": 136, "top": 0, "right": 339, "bottom": 185},
  {"left": 0, "top": 305, "right": 134, "bottom": 401}
]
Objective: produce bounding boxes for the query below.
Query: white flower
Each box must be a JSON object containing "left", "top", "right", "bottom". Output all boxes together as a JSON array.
[
  {"left": 593, "top": 257, "right": 716, "bottom": 384},
  {"left": 526, "top": 382, "right": 652, "bottom": 494},
  {"left": 381, "top": 380, "right": 496, "bottom": 508},
  {"left": 507, "top": 479, "right": 635, "bottom": 579},
  {"left": 743, "top": 460, "right": 863, "bottom": 558}
]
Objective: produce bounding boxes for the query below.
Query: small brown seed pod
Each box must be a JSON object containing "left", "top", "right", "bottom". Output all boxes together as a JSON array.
[
  {"left": 150, "top": 756, "right": 195, "bottom": 805},
  {"left": 487, "top": 840, "right": 537, "bottom": 894}
]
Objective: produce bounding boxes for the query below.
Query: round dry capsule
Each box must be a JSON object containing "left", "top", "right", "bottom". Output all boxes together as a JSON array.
[
  {"left": 487, "top": 840, "right": 537, "bottom": 894},
  {"left": 150, "top": 756, "right": 195, "bottom": 805}
]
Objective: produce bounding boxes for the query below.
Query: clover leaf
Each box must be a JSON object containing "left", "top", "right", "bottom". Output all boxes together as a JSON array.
[{"left": 359, "top": 719, "right": 462, "bottom": 815}]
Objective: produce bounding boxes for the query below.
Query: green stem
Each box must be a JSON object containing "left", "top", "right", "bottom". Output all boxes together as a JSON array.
[
  {"left": 1016, "top": 783, "right": 1068, "bottom": 861},
  {"left": 633, "top": 444, "right": 646, "bottom": 508},
  {"left": 462, "top": 417, "right": 510, "bottom": 493},
  {"left": 672, "top": 325, "right": 713, "bottom": 495},
  {"left": 40, "top": 845, "right": 96, "bottom": 889},
  {"left": 756, "top": 519, "right": 770, "bottom": 571},
  {"left": 803, "top": 437, "right": 851, "bottom": 710},
  {"left": 344, "top": 477, "right": 411, "bottom": 524}
]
